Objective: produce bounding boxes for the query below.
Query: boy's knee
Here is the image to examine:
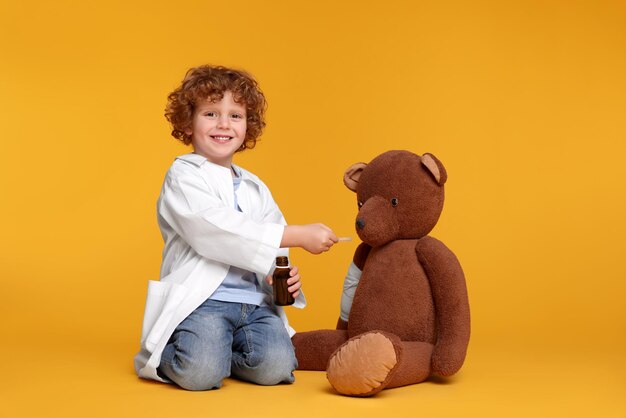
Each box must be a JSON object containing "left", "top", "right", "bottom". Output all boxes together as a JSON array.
[
  {"left": 174, "top": 365, "right": 228, "bottom": 391},
  {"left": 250, "top": 348, "right": 297, "bottom": 386},
  {"left": 162, "top": 356, "right": 229, "bottom": 391},
  {"left": 254, "top": 366, "right": 295, "bottom": 386}
]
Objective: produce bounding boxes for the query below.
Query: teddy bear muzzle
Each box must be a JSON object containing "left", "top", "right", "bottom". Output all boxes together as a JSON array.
[{"left": 354, "top": 196, "right": 400, "bottom": 247}]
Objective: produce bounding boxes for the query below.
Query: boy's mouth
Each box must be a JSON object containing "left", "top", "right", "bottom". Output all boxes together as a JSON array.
[{"left": 211, "top": 135, "right": 233, "bottom": 141}]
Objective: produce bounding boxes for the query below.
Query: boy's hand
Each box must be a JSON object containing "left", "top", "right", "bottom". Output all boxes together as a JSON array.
[
  {"left": 303, "top": 223, "right": 338, "bottom": 254},
  {"left": 281, "top": 224, "right": 338, "bottom": 254},
  {"left": 266, "top": 265, "right": 302, "bottom": 298}
]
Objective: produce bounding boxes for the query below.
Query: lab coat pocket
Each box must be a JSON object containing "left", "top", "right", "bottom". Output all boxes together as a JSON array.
[{"left": 140, "top": 280, "right": 188, "bottom": 353}]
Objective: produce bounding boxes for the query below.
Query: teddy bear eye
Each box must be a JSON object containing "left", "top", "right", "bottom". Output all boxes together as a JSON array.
[
  {"left": 358, "top": 201, "right": 363, "bottom": 208},
  {"left": 391, "top": 198, "right": 399, "bottom": 207}
]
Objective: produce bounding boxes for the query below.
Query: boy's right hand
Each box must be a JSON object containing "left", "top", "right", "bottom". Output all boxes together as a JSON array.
[
  {"left": 282, "top": 224, "right": 338, "bottom": 254},
  {"left": 301, "top": 223, "right": 338, "bottom": 254}
]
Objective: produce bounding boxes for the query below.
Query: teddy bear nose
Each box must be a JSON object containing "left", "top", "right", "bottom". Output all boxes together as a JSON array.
[{"left": 356, "top": 218, "right": 366, "bottom": 229}]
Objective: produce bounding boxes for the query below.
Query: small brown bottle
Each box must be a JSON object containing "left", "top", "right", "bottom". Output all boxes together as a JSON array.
[{"left": 273, "top": 256, "right": 294, "bottom": 306}]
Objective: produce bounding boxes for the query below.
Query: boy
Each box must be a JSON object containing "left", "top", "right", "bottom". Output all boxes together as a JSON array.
[{"left": 134, "top": 65, "right": 337, "bottom": 390}]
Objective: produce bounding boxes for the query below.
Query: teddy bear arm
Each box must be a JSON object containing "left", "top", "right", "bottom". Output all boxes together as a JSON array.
[
  {"left": 416, "top": 236, "right": 470, "bottom": 376},
  {"left": 336, "top": 250, "right": 368, "bottom": 330},
  {"left": 353, "top": 242, "right": 372, "bottom": 270}
]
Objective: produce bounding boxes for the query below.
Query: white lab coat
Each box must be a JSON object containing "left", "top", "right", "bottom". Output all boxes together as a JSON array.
[{"left": 134, "top": 153, "right": 305, "bottom": 382}]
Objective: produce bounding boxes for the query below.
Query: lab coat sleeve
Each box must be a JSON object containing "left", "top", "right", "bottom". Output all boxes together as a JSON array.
[
  {"left": 256, "top": 178, "right": 307, "bottom": 308},
  {"left": 159, "top": 172, "right": 284, "bottom": 276},
  {"left": 259, "top": 183, "right": 289, "bottom": 258}
]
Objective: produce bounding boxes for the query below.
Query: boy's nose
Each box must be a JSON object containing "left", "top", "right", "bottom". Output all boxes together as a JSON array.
[{"left": 217, "top": 116, "right": 230, "bottom": 128}]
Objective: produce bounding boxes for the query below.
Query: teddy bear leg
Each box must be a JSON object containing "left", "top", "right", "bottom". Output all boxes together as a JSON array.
[
  {"left": 385, "top": 341, "right": 433, "bottom": 389},
  {"left": 326, "top": 331, "right": 402, "bottom": 397},
  {"left": 292, "top": 330, "right": 349, "bottom": 371}
]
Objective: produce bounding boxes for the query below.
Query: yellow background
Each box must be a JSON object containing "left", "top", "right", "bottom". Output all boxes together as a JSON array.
[{"left": 1, "top": 0, "right": 625, "bottom": 416}]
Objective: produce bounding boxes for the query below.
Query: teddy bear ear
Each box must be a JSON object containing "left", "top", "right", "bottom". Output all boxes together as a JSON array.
[
  {"left": 343, "top": 162, "right": 367, "bottom": 192},
  {"left": 421, "top": 153, "right": 448, "bottom": 186}
]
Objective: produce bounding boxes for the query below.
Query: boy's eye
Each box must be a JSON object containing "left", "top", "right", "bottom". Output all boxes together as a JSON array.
[
  {"left": 230, "top": 113, "right": 244, "bottom": 119},
  {"left": 205, "top": 112, "right": 217, "bottom": 117}
]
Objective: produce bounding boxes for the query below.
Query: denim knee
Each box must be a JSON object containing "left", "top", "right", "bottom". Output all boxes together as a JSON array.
[
  {"left": 244, "top": 344, "right": 297, "bottom": 386},
  {"left": 252, "top": 364, "right": 295, "bottom": 386},
  {"left": 166, "top": 360, "right": 229, "bottom": 391},
  {"left": 160, "top": 346, "right": 230, "bottom": 391}
]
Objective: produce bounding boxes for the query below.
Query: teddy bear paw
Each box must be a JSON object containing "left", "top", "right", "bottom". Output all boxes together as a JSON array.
[{"left": 326, "top": 331, "right": 401, "bottom": 397}]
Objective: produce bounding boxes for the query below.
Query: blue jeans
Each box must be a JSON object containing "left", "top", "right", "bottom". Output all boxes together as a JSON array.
[{"left": 158, "top": 299, "right": 297, "bottom": 391}]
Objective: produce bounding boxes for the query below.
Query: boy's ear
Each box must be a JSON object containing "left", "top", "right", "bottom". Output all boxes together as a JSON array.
[
  {"left": 421, "top": 153, "right": 447, "bottom": 186},
  {"left": 343, "top": 162, "right": 367, "bottom": 192}
]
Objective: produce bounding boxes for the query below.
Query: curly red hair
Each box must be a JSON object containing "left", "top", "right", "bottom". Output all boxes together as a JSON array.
[{"left": 165, "top": 65, "right": 267, "bottom": 150}]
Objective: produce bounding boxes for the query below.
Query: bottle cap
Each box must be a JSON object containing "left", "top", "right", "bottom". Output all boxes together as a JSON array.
[{"left": 275, "top": 256, "right": 289, "bottom": 267}]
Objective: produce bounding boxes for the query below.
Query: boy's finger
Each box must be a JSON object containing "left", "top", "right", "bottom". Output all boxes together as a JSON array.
[{"left": 287, "top": 275, "right": 300, "bottom": 285}]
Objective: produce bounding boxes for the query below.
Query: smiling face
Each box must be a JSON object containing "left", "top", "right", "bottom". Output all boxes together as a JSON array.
[{"left": 186, "top": 91, "right": 247, "bottom": 168}]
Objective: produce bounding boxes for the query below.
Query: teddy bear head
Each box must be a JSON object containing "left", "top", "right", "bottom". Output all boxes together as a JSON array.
[{"left": 343, "top": 150, "right": 447, "bottom": 247}]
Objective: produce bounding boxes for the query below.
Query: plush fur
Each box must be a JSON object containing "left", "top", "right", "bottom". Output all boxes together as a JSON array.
[{"left": 291, "top": 150, "right": 470, "bottom": 397}]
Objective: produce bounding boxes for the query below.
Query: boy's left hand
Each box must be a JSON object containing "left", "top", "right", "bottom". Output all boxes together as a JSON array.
[{"left": 266, "top": 265, "right": 302, "bottom": 299}]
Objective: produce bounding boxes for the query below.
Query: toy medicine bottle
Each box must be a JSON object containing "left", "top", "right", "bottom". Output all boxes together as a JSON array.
[{"left": 273, "top": 256, "right": 294, "bottom": 306}]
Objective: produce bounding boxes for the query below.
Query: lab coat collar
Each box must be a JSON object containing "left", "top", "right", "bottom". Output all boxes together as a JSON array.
[
  {"left": 175, "top": 153, "right": 261, "bottom": 187},
  {"left": 175, "top": 152, "right": 207, "bottom": 167}
]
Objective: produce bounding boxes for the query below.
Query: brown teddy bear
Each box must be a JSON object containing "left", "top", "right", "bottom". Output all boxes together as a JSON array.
[{"left": 292, "top": 150, "right": 470, "bottom": 397}]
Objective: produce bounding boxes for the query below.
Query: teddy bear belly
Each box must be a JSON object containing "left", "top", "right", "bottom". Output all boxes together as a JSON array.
[{"left": 347, "top": 240, "right": 436, "bottom": 343}]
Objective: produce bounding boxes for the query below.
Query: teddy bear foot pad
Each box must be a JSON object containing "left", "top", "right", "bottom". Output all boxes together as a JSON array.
[{"left": 326, "top": 331, "right": 401, "bottom": 397}]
